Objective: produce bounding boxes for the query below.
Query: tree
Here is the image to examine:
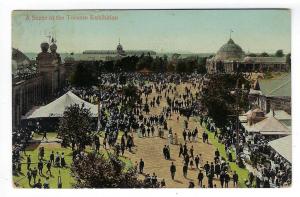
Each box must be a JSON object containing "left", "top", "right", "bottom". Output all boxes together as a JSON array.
[
  {"left": 58, "top": 104, "right": 94, "bottom": 150},
  {"left": 70, "top": 63, "right": 97, "bottom": 87},
  {"left": 200, "top": 74, "right": 250, "bottom": 129},
  {"left": 275, "top": 49, "right": 284, "bottom": 57},
  {"left": 71, "top": 152, "right": 152, "bottom": 188},
  {"left": 259, "top": 52, "right": 269, "bottom": 57},
  {"left": 247, "top": 53, "right": 257, "bottom": 57}
]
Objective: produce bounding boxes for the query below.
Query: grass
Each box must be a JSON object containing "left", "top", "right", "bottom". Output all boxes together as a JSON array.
[
  {"left": 13, "top": 132, "right": 133, "bottom": 189},
  {"left": 13, "top": 145, "right": 75, "bottom": 188},
  {"left": 194, "top": 118, "right": 249, "bottom": 188}
]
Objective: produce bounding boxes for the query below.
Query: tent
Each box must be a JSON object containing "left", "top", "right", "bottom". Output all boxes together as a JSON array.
[
  {"left": 27, "top": 91, "right": 98, "bottom": 119},
  {"left": 268, "top": 135, "right": 292, "bottom": 163},
  {"left": 242, "top": 116, "right": 291, "bottom": 136}
]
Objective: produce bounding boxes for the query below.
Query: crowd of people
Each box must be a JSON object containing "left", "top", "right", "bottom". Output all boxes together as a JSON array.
[
  {"left": 13, "top": 72, "right": 291, "bottom": 188},
  {"left": 201, "top": 116, "right": 292, "bottom": 187}
]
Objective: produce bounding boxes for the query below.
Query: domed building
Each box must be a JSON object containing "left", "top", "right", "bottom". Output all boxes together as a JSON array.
[
  {"left": 206, "top": 37, "right": 288, "bottom": 74},
  {"left": 214, "top": 38, "right": 245, "bottom": 61}
]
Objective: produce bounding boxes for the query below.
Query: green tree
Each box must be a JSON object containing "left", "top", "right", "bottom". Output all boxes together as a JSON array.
[
  {"left": 275, "top": 49, "right": 284, "bottom": 57},
  {"left": 71, "top": 152, "right": 153, "bottom": 188},
  {"left": 70, "top": 63, "right": 97, "bottom": 87},
  {"left": 247, "top": 53, "right": 257, "bottom": 57},
  {"left": 58, "top": 104, "right": 94, "bottom": 150},
  {"left": 200, "top": 74, "right": 250, "bottom": 129},
  {"left": 259, "top": 52, "right": 269, "bottom": 57}
]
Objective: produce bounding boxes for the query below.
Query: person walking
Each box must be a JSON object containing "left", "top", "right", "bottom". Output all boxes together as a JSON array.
[
  {"left": 41, "top": 131, "right": 48, "bottom": 141},
  {"left": 170, "top": 162, "right": 176, "bottom": 180},
  {"left": 198, "top": 170, "right": 204, "bottom": 187},
  {"left": 61, "top": 152, "right": 66, "bottom": 167},
  {"left": 178, "top": 144, "right": 183, "bottom": 157},
  {"left": 37, "top": 159, "right": 43, "bottom": 176},
  {"left": 139, "top": 158, "right": 144, "bottom": 174},
  {"left": 233, "top": 171, "right": 239, "bottom": 188},
  {"left": 204, "top": 161, "right": 210, "bottom": 176},
  {"left": 50, "top": 151, "right": 54, "bottom": 165},
  {"left": 27, "top": 168, "right": 32, "bottom": 186},
  {"left": 195, "top": 155, "right": 200, "bottom": 169},
  {"left": 225, "top": 172, "right": 230, "bottom": 188},
  {"left": 32, "top": 167, "right": 37, "bottom": 184},
  {"left": 174, "top": 133, "right": 178, "bottom": 145},
  {"left": 183, "top": 163, "right": 188, "bottom": 178},
  {"left": 220, "top": 171, "right": 225, "bottom": 188},
  {"left": 46, "top": 160, "right": 52, "bottom": 176}
]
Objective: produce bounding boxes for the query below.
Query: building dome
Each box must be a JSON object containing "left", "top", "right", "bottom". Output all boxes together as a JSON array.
[
  {"left": 50, "top": 43, "right": 57, "bottom": 52},
  {"left": 116, "top": 41, "right": 126, "bottom": 56},
  {"left": 214, "top": 38, "right": 245, "bottom": 61},
  {"left": 117, "top": 43, "right": 122, "bottom": 50},
  {"left": 40, "top": 42, "right": 49, "bottom": 52}
]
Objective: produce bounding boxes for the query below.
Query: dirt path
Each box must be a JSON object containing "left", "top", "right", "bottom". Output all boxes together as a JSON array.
[{"left": 120, "top": 83, "right": 235, "bottom": 188}]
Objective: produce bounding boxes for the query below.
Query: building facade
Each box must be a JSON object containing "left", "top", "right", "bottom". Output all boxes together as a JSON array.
[
  {"left": 248, "top": 73, "right": 291, "bottom": 114},
  {"left": 73, "top": 41, "right": 156, "bottom": 62},
  {"left": 206, "top": 38, "right": 288, "bottom": 74},
  {"left": 12, "top": 40, "right": 67, "bottom": 129}
]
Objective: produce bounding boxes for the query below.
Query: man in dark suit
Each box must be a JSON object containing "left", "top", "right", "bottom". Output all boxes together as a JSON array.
[
  {"left": 170, "top": 162, "right": 176, "bottom": 180},
  {"left": 198, "top": 170, "right": 204, "bottom": 187},
  {"left": 139, "top": 158, "right": 144, "bottom": 174}
]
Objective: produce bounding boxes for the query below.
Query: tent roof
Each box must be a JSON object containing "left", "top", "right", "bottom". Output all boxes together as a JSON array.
[
  {"left": 266, "top": 110, "right": 291, "bottom": 120},
  {"left": 268, "top": 135, "right": 292, "bottom": 163},
  {"left": 242, "top": 116, "right": 291, "bottom": 135},
  {"left": 27, "top": 91, "right": 98, "bottom": 118}
]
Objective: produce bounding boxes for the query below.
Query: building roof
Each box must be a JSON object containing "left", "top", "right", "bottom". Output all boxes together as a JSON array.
[
  {"left": 258, "top": 73, "right": 291, "bottom": 97},
  {"left": 243, "top": 56, "right": 286, "bottom": 64},
  {"left": 12, "top": 48, "right": 31, "bottom": 74},
  {"left": 268, "top": 135, "right": 292, "bottom": 163},
  {"left": 266, "top": 110, "right": 291, "bottom": 120},
  {"left": 242, "top": 116, "right": 291, "bottom": 135},
  {"left": 213, "top": 38, "right": 245, "bottom": 61},
  {"left": 266, "top": 110, "right": 291, "bottom": 129}
]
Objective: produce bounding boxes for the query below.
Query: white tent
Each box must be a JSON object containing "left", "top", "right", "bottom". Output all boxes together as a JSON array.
[
  {"left": 268, "top": 135, "right": 292, "bottom": 163},
  {"left": 27, "top": 91, "right": 98, "bottom": 118},
  {"left": 242, "top": 116, "right": 291, "bottom": 135}
]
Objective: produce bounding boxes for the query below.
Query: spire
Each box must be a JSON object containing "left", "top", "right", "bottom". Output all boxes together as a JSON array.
[
  {"left": 230, "top": 29, "right": 234, "bottom": 39},
  {"left": 118, "top": 38, "right": 120, "bottom": 45}
]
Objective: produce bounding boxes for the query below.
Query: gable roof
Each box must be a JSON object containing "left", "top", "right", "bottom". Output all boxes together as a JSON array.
[
  {"left": 258, "top": 73, "right": 291, "bottom": 97},
  {"left": 243, "top": 116, "right": 291, "bottom": 135},
  {"left": 268, "top": 135, "right": 292, "bottom": 163}
]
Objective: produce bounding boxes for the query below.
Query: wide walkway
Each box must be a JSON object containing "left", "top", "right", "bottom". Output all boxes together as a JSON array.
[{"left": 120, "top": 82, "right": 235, "bottom": 188}]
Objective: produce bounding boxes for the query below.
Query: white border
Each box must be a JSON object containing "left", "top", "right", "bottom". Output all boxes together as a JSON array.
[{"left": 1, "top": 0, "right": 300, "bottom": 197}]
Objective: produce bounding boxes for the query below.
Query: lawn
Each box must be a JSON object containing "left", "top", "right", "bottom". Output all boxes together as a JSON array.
[
  {"left": 13, "top": 145, "right": 75, "bottom": 188},
  {"left": 196, "top": 118, "right": 249, "bottom": 188},
  {"left": 13, "top": 132, "right": 133, "bottom": 189}
]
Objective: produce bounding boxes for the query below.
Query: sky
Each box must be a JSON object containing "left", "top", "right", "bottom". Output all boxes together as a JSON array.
[{"left": 12, "top": 9, "right": 291, "bottom": 54}]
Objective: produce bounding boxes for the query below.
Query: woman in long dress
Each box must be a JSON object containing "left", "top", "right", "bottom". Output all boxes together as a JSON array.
[{"left": 174, "top": 133, "right": 178, "bottom": 145}]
